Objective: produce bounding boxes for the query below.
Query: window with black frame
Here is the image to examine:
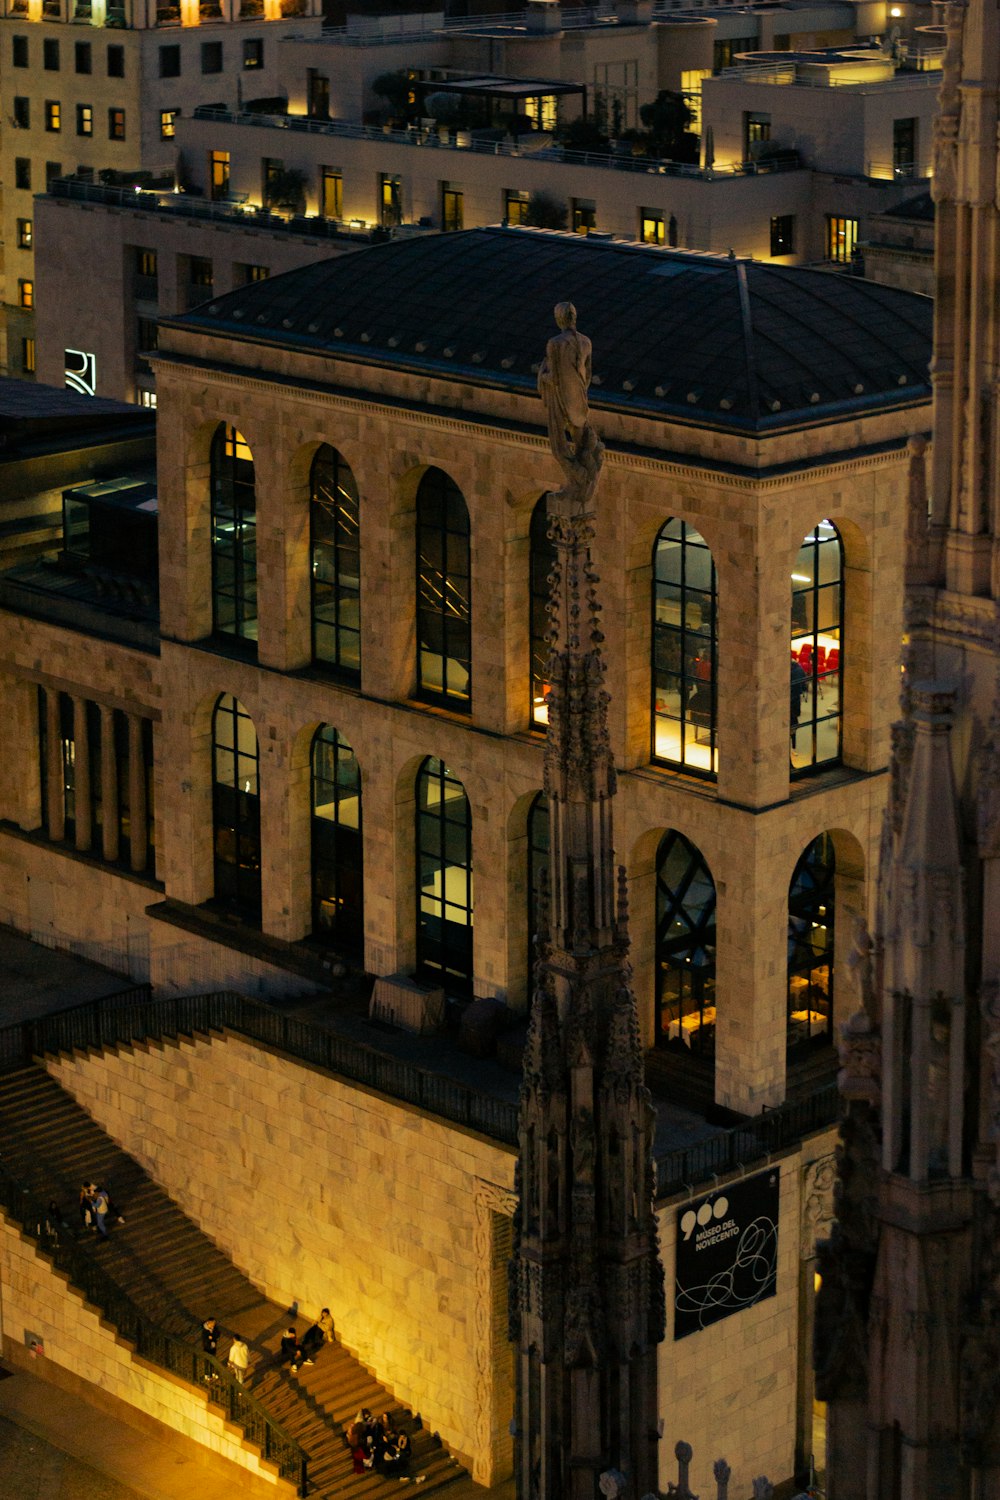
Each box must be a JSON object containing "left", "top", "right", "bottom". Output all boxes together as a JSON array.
[
  {"left": 311, "top": 445, "right": 360, "bottom": 680},
  {"left": 787, "top": 833, "right": 835, "bottom": 1054},
  {"left": 416, "top": 757, "right": 473, "bottom": 993},
  {"left": 655, "top": 829, "right": 717, "bottom": 1062},
  {"left": 311, "top": 725, "right": 363, "bottom": 954},
  {"left": 210, "top": 424, "right": 257, "bottom": 650},
  {"left": 416, "top": 468, "right": 471, "bottom": 709},
  {"left": 526, "top": 790, "right": 549, "bottom": 985},
  {"left": 652, "top": 518, "right": 718, "bottom": 776},
  {"left": 790, "top": 520, "right": 842, "bottom": 775},
  {"left": 212, "top": 694, "right": 261, "bottom": 924},
  {"left": 529, "top": 497, "right": 556, "bottom": 727}
]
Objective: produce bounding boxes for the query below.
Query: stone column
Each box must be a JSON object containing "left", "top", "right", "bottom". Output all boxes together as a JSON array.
[
  {"left": 128, "top": 713, "right": 148, "bottom": 874},
  {"left": 72, "top": 696, "right": 92, "bottom": 853},
  {"left": 100, "top": 705, "right": 120, "bottom": 864},
  {"left": 44, "top": 688, "right": 65, "bottom": 842}
]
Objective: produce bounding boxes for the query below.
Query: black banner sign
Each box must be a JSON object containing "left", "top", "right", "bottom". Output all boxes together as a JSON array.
[{"left": 673, "top": 1168, "right": 780, "bottom": 1339}]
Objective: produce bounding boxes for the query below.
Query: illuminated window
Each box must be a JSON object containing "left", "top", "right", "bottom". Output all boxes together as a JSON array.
[
  {"left": 209, "top": 151, "right": 229, "bottom": 201},
  {"left": 212, "top": 694, "right": 261, "bottom": 925},
  {"left": 572, "top": 198, "right": 597, "bottom": 234},
  {"left": 790, "top": 520, "right": 843, "bottom": 774},
  {"left": 826, "top": 215, "right": 858, "bottom": 263},
  {"left": 77, "top": 104, "right": 93, "bottom": 136},
  {"left": 416, "top": 467, "right": 471, "bottom": 709},
  {"left": 243, "top": 38, "right": 263, "bottom": 69},
  {"left": 504, "top": 189, "right": 529, "bottom": 225},
  {"left": 770, "top": 214, "right": 795, "bottom": 257},
  {"left": 656, "top": 829, "right": 717, "bottom": 1061},
  {"left": 680, "top": 68, "right": 710, "bottom": 133},
  {"left": 138, "top": 388, "right": 157, "bottom": 408},
  {"left": 17, "top": 219, "right": 32, "bottom": 249},
  {"left": 320, "top": 166, "right": 342, "bottom": 220},
  {"left": 210, "top": 425, "right": 257, "bottom": 650},
  {"left": 240, "top": 263, "right": 269, "bottom": 283},
  {"left": 135, "top": 247, "right": 157, "bottom": 279},
  {"left": 787, "top": 834, "right": 835, "bottom": 1054},
  {"left": 416, "top": 757, "right": 473, "bottom": 995},
  {"left": 523, "top": 93, "right": 557, "bottom": 131},
  {"left": 441, "top": 183, "right": 463, "bottom": 232},
  {"left": 652, "top": 518, "right": 718, "bottom": 777},
  {"left": 529, "top": 495, "right": 555, "bottom": 726},
  {"left": 22, "top": 337, "right": 36, "bottom": 374},
  {"left": 160, "top": 109, "right": 177, "bottom": 140},
  {"left": 311, "top": 444, "right": 361, "bottom": 679},
  {"left": 311, "top": 726, "right": 363, "bottom": 953},
  {"left": 641, "top": 209, "right": 665, "bottom": 245},
  {"left": 108, "top": 108, "right": 126, "bottom": 141},
  {"left": 743, "top": 110, "right": 770, "bottom": 158},
  {"left": 379, "top": 172, "right": 402, "bottom": 228},
  {"left": 18, "top": 280, "right": 34, "bottom": 310}
]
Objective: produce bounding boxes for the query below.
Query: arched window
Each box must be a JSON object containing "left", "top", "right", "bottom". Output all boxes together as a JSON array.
[
  {"left": 790, "top": 521, "right": 843, "bottom": 774},
  {"left": 652, "top": 519, "right": 718, "bottom": 776},
  {"left": 212, "top": 694, "right": 261, "bottom": 924},
  {"left": 311, "top": 445, "right": 361, "bottom": 680},
  {"left": 311, "top": 725, "right": 363, "bottom": 954},
  {"left": 787, "top": 833, "right": 835, "bottom": 1053},
  {"left": 529, "top": 498, "right": 556, "bottom": 727},
  {"left": 416, "top": 468, "right": 471, "bottom": 710},
  {"left": 416, "top": 756, "right": 473, "bottom": 993},
  {"left": 210, "top": 425, "right": 257, "bottom": 650},
  {"left": 526, "top": 791, "right": 549, "bottom": 980},
  {"left": 655, "top": 829, "right": 717, "bottom": 1059}
]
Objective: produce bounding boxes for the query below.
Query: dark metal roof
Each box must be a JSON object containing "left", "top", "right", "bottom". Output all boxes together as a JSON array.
[
  {"left": 880, "top": 190, "right": 935, "bottom": 223},
  {"left": 173, "top": 226, "right": 933, "bottom": 431}
]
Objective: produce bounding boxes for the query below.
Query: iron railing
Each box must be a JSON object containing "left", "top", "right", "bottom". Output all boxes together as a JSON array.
[
  {"left": 0, "top": 1160, "right": 309, "bottom": 1495},
  {"left": 655, "top": 1081, "right": 840, "bottom": 1198}
]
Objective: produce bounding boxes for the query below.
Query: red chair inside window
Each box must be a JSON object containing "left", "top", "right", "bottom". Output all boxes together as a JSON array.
[{"left": 798, "top": 643, "right": 813, "bottom": 674}]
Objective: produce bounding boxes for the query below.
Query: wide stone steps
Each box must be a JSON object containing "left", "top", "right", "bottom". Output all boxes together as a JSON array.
[{"left": 0, "top": 1063, "right": 485, "bottom": 1500}]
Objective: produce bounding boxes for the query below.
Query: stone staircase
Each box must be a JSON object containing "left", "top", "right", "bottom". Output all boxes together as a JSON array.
[{"left": 0, "top": 1061, "right": 488, "bottom": 1500}]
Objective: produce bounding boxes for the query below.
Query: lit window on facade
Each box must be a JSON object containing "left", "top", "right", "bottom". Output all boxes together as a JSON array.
[
  {"left": 311, "top": 445, "right": 361, "bottom": 680},
  {"left": 652, "top": 518, "right": 718, "bottom": 777},
  {"left": 416, "top": 757, "right": 473, "bottom": 994},
  {"left": 790, "top": 520, "right": 843, "bottom": 774}
]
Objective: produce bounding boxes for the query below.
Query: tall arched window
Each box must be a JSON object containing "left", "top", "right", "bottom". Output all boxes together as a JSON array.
[
  {"left": 790, "top": 521, "right": 843, "bottom": 774},
  {"left": 526, "top": 791, "right": 549, "bottom": 981},
  {"left": 210, "top": 425, "right": 257, "bottom": 650},
  {"left": 529, "top": 498, "right": 556, "bottom": 727},
  {"left": 787, "top": 833, "right": 835, "bottom": 1053},
  {"left": 416, "top": 756, "right": 473, "bottom": 993},
  {"left": 655, "top": 829, "right": 717, "bottom": 1060},
  {"left": 416, "top": 468, "right": 471, "bottom": 710},
  {"left": 311, "top": 725, "right": 363, "bottom": 954},
  {"left": 652, "top": 519, "right": 718, "bottom": 776},
  {"left": 311, "top": 445, "right": 361, "bottom": 680},
  {"left": 212, "top": 693, "right": 261, "bottom": 924}
]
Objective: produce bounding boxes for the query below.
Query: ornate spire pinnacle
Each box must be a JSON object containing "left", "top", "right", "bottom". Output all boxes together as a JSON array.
[{"left": 511, "top": 306, "right": 665, "bottom": 1500}]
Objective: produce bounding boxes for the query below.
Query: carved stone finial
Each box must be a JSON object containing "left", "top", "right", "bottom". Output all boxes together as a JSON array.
[
  {"left": 712, "top": 1457, "right": 731, "bottom": 1500},
  {"left": 599, "top": 1469, "right": 628, "bottom": 1498},
  {"left": 751, "top": 1480, "right": 773, "bottom": 1500},
  {"left": 838, "top": 1008, "right": 882, "bottom": 1108}
]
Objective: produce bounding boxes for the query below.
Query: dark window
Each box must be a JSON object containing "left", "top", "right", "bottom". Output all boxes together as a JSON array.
[
  {"left": 201, "top": 40, "right": 223, "bottom": 74},
  {"left": 529, "top": 496, "right": 555, "bottom": 727},
  {"left": 189, "top": 254, "right": 213, "bottom": 286},
  {"left": 108, "top": 107, "right": 125, "bottom": 141},
  {"left": 243, "top": 37, "right": 263, "bottom": 68},
  {"left": 43, "top": 37, "right": 59, "bottom": 70},
  {"left": 45, "top": 100, "right": 61, "bottom": 132},
  {"left": 12, "top": 34, "right": 28, "bottom": 67},
  {"left": 212, "top": 694, "right": 261, "bottom": 925},
  {"left": 652, "top": 518, "right": 718, "bottom": 777},
  {"left": 655, "top": 829, "right": 717, "bottom": 1061},
  {"left": 416, "top": 757, "right": 473, "bottom": 994},
  {"left": 571, "top": 197, "right": 596, "bottom": 234},
  {"left": 787, "top": 834, "right": 835, "bottom": 1054},
  {"left": 22, "top": 337, "right": 36, "bottom": 373},
  {"left": 893, "top": 116, "right": 917, "bottom": 178},
  {"left": 320, "top": 166, "right": 342, "bottom": 219},
  {"left": 45, "top": 160, "right": 62, "bottom": 186},
  {"left": 826, "top": 215, "right": 858, "bottom": 263},
  {"left": 107, "top": 44, "right": 124, "bottom": 77},
  {"left": 770, "top": 214, "right": 795, "bottom": 257},
  {"left": 210, "top": 424, "right": 257, "bottom": 650},
  {"left": 641, "top": 209, "right": 665, "bottom": 245},
  {"left": 441, "top": 184, "right": 463, "bottom": 232},
  {"left": 159, "top": 43, "right": 180, "bottom": 77},
  {"left": 307, "top": 67, "right": 329, "bottom": 115},
  {"left": 160, "top": 109, "right": 176, "bottom": 140},
  {"left": 15, "top": 158, "right": 31, "bottom": 191},
  {"left": 526, "top": 791, "right": 549, "bottom": 985},
  {"left": 311, "top": 445, "right": 361, "bottom": 680},
  {"left": 379, "top": 172, "right": 401, "bottom": 228},
  {"left": 311, "top": 726, "right": 363, "bottom": 953},
  {"left": 76, "top": 103, "right": 93, "bottom": 136},
  {"left": 136, "top": 316, "right": 158, "bottom": 353},
  {"left": 713, "top": 36, "right": 756, "bottom": 70},
  {"left": 17, "top": 218, "right": 32, "bottom": 249},
  {"left": 416, "top": 467, "right": 471, "bottom": 709},
  {"left": 790, "top": 520, "right": 843, "bottom": 774},
  {"left": 75, "top": 41, "right": 91, "bottom": 74},
  {"left": 504, "top": 188, "right": 529, "bottom": 225},
  {"left": 13, "top": 97, "right": 30, "bottom": 129}
]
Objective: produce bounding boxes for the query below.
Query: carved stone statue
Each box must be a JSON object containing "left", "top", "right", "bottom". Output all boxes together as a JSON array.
[{"left": 538, "top": 302, "right": 604, "bottom": 506}]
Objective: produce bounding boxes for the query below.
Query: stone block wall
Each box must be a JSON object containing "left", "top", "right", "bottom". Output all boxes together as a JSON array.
[
  {"left": 0, "top": 1210, "right": 279, "bottom": 1487},
  {"left": 46, "top": 1031, "right": 517, "bottom": 1484}
]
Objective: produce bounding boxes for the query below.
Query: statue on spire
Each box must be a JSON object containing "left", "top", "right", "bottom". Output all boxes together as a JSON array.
[{"left": 537, "top": 302, "right": 605, "bottom": 509}]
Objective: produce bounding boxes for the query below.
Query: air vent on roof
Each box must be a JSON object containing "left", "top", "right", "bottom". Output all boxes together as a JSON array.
[
  {"left": 623, "top": 380, "right": 635, "bottom": 392},
  {"left": 719, "top": 398, "right": 732, "bottom": 410},
  {"left": 898, "top": 374, "right": 908, "bottom": 385},
  {"left": 416, "top": 341, "right": 428, "bottom": 353},
  {"left": 471, "top": 352, "right": 483, "bottom": 363},
  {"left": 591, "top": 375, "right": 602, "bottom": 386},
  {"left": 686, "top": 392, "right": 698, "bottom": 404},
  {"left": 387, "top": 336, "right": 399, "bottom": 348},
  {"left": 256, "top": 314, "right": 267, "bottom": 324},
  {"left": 208, "top": 304, "right": 220, "bottom": 315},
  {"left": 810, "top": 392, "right": 820, "bottom": 404},
  {"left": 501, "top": 357, "right": 514, "bottom": 369},
  {"left": 360, "top": 333, "right": 371, "bottom": 343},
  {"left": 233, "top": 309, "right": 245, "bottom": 320},
  {"left": 307, "top": 322, "right": 319, "bottom": 334},
  {"left": 770, "top": 400, "right": 781, "bottom": 412},
  {"left": 282, "top": 319, "right": 293, "bottom": 329},
  {"left": 530, "top": 362, "right": 540, "bottom": 374},
  {"left": 654, "top": 385, "right": 667, "bottom": 398},
  {"left": 443, "top": 347, "right": 455, "bottom": 358},
  {"left": 853, "top": 383, "right": 864, "bottom": 394},
  {"left": 334, "top": 327, "right": 344, "bottom": 338}
]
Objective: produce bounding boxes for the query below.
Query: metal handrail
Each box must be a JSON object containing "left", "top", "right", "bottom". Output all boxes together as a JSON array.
[{"left": 0, "top": 1161, "right": 309, "bottom": 1495}]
